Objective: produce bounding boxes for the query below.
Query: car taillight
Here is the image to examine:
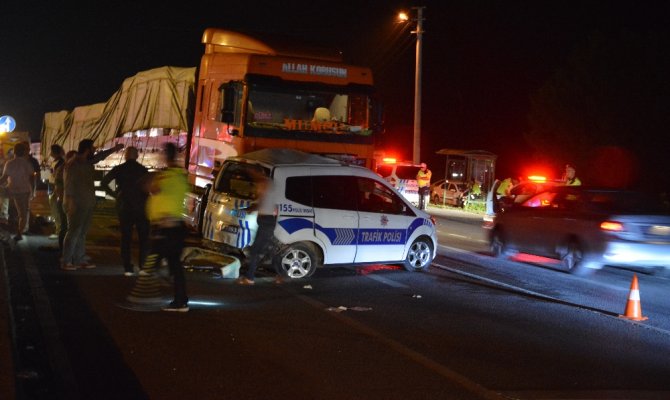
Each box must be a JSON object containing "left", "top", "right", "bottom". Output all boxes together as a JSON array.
[
  {"left": 600, "top": 221, "right": 624, "bottom": 232},
  {"left": 430, "top": 216, "right": 436, "bottom": 225},
  {"left": 482, "top": 214, "right": 495, "bottom": 229}
]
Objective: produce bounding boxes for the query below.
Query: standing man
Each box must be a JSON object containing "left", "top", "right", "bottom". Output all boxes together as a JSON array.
[
  {"left": 0, "top": 151, "right": 10, "bottom": 226},
  {"left": 47, "top": 144, "right": 65, "bottom": 240},
  {"left": 61, "top": 139, "right": 123, "bottom": 271},
  {"left": 17, "top": 141, "right": 40, "bottom": 234},
  {"left": 142, "top": 143, "right": 190, "bottom": 312},
  {"left": 563, "top": 164, "right": 582, "bottom": 186},
  {"left": 100, "top": 146, "right": 150, "bottom": 276},
  {"left": 496, "top": 177, "right": 520, "bottom": 199},
  {"left": 416, "top": 162, "right": 432, "bottom": 210},
  {"left": 53, "top": 150, "right": 77, "bottom": 251},
  {"left": 0, "top": 142, "right": 35, "bottom": 241},
  {"left": 236, "top": 168, "right": 279, "bottom": 285},
  {"left": 22, "top": 141, "right": 41, "bottom": 192}
]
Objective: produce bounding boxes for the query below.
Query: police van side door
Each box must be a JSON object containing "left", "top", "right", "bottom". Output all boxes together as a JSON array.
[
  {"left": 354, "top": 176, "right": 412, "bottom": 263},
  {"left": 275, "top": 171, "right": 316, "bottom": 249},
  {"left": 310, "top": 174, "right": 358, "bottom": 264}
]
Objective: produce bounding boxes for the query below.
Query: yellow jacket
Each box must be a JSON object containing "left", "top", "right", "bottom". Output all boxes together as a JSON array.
[
  {"left": 146, "top": 167, "right": 188, "bottom": 223},
  {"left": 417, "top": 169, "right": 432, "bottom": 188}
]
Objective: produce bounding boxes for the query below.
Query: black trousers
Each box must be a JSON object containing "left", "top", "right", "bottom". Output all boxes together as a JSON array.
[
  {"left": 245, "top": 215, "right": 277, "bottom": 279},
  {"left": 117, "top": 204, "right": 150, "bottom": 272},
  {"left": 418, "top": 186, "right": 430, "bottom": 210},
  {"left": 144, "top": 223, "right": 187, "bottom": 304}
]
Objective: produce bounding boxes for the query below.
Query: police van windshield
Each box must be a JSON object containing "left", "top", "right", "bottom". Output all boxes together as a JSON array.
[{"left": 214, "top": 162, "right": 269, "bottom": 200}]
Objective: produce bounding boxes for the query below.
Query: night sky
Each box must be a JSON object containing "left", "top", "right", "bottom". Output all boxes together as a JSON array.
[{"left": 2, "top": 0, "right": 668, "bottom": 179}]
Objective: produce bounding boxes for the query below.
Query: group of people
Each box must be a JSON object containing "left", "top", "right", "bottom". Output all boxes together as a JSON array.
[
  {"left": 16, "top": 139, "right": 191, "bottom": 313},
  {"left": 43, "top": 138, "right": 281, "bottom": 312}
]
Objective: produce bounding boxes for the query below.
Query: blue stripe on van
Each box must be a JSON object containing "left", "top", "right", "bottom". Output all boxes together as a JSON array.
[{"left": 278, "top": 217, "right": 428, "bottom": 246}]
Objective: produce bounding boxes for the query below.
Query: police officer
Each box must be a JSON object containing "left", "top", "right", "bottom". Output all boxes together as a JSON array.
[
  {"left": 142, "top": 143, "right": 189, "bottom": 312},
  {"left": 563, "top": 164, "right": 582, "bottom": 186},
  {"left": 416, "top": 162, "right": 432, "bottom": 210}
]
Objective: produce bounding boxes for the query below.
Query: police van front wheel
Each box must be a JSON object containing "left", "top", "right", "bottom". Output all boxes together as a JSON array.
[
  {"left": 274, "top": 243, "right": 319, "bottom": 279},
  {"left": 403, "top": 238, "right": 433, "bottom": 272}
]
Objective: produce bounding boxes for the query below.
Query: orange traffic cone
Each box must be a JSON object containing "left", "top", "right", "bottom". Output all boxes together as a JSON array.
[{"left": 619, "top": 274, "right": 648, "bottom": 321}]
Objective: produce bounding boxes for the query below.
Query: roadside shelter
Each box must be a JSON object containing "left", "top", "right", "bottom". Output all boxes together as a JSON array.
[{"left": 435, "top": 149, "right": 497, "bottom": 192}]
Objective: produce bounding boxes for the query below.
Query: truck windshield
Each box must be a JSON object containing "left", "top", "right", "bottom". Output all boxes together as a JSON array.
[{"left": 245, "top": 84, "right": 371, "bottom": 136}]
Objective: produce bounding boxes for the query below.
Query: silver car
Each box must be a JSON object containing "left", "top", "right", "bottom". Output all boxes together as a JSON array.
[
  {"left": 489, "top": 186, "right": 670, "bottom": 275},
  {"left": 430, "top": 179, "right": 468, "bottom": 207}
]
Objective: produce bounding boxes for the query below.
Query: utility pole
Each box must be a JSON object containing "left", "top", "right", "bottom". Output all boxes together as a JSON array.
[{"left": 412, "top": 6, "right": 425, "bottom": 164}]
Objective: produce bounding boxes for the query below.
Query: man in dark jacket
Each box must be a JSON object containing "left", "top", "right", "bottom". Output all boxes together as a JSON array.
[{"left": 100, "top": 146, "right": 150, "bottom": 276}]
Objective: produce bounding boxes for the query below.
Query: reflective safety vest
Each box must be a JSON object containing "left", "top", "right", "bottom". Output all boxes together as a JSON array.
[
  {"left": 147, "top": 167, "right": 188, "bottom": 222},
  {"left": 417, "top": 169, "right": 432, "bottom": 188},
  {"left": 566, "top": 177, "right": 582, "bottom": 186},
  {"left": 497, "top": 178, "right": 512, "bottom": 196}
]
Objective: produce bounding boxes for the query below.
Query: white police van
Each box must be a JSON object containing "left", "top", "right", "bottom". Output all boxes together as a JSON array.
[
  {"left": 375, "top": 161, "right": 422, "bottom": 206},
  {"left": 201, "top": 148, "right": 437, "bottom": 279}
]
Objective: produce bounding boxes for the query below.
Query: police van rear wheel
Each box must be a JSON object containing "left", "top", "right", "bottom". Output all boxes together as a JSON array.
[
  {"left": 403, "top": 238, "right": 433, "bottom": 272},
  {"left": 274, "top": 243, "right": 319, "bottom": 279}
]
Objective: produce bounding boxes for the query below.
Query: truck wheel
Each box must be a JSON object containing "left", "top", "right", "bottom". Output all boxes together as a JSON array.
[
  {"left": 274, "top": 242, "right": 319, "bottom": 279},
  {"left": 403, "top": 237, "right": 433, "bottom": 272}
]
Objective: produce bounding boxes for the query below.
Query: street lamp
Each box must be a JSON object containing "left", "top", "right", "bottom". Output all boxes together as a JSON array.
[{"left": 398, "top": 6, "right": 425, "bottom": 164}]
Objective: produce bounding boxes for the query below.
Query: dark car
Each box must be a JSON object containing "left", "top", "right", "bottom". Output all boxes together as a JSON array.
[
  {"left": 488, "top": 186, "right": 670, "bottom": 275},
  {"left": 483, "top": 178, "right": 561, "bottom": 229}
]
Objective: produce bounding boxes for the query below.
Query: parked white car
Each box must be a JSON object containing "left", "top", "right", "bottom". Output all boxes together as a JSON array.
[{"left": 430, "top": 179, "right": 468, "bottom": 207}]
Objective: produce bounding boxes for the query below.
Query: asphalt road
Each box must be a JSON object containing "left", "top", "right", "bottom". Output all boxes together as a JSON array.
[{"left": 2, "top": 196, "right": 670, "bottom": 399}]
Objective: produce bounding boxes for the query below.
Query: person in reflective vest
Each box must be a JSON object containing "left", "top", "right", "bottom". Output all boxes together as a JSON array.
[
  {"left": 416, "top": 162, "right": 432, "bottom": 210},
  {"left": 563, "top": 164, "right": 582, "bottom": 186},
  {"left": 143, "top": 143, "right": 190, "bottom": 312}
]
